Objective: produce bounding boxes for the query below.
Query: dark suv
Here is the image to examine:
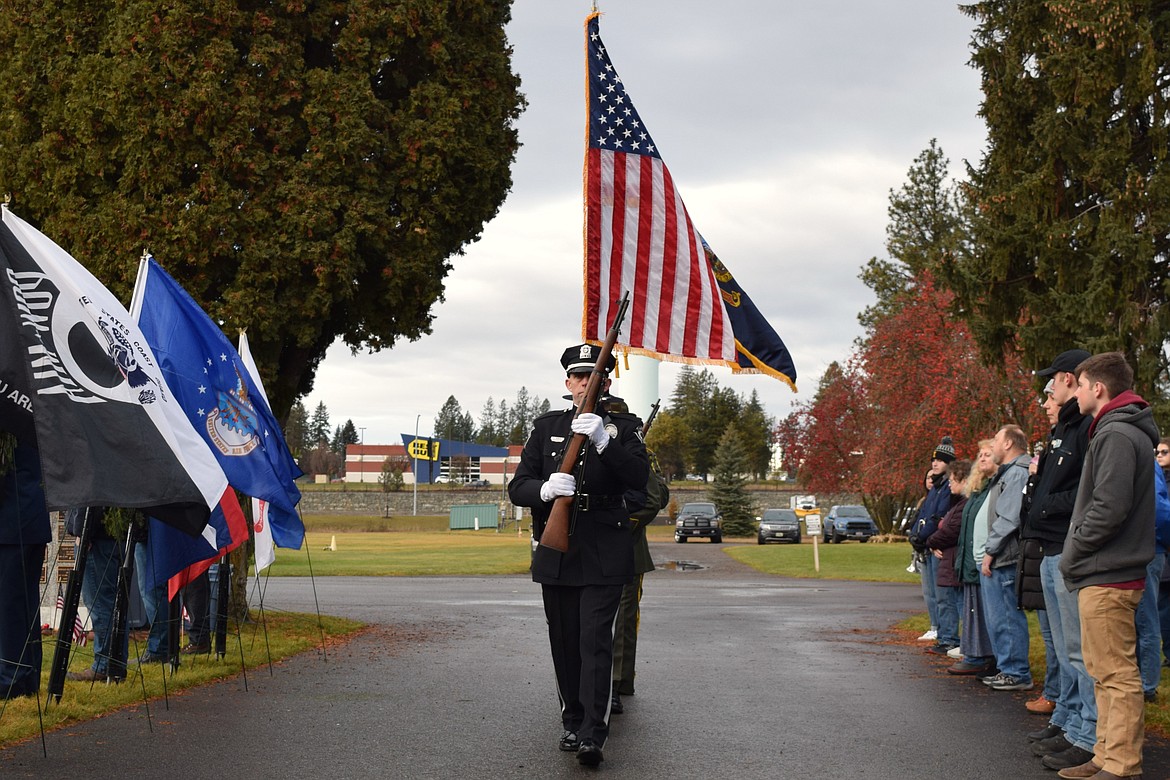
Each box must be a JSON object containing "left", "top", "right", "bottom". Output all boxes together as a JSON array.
[
  {"left": 757, "top": 508, "right": 801, "bottom": 544},
  {"left": 674, "top": 502, "right": 723, "bottom": 543},
  {"left": 822, "top": 505, "right": 878, "bottom": 543}
]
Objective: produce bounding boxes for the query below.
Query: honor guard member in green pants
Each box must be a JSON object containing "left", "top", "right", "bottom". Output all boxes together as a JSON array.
[
  {"left": 600, "top": 395, "right": 668, "bottom": 715},
  {"left": 509, "top": 343, "right": 649, "bottom": 767}
]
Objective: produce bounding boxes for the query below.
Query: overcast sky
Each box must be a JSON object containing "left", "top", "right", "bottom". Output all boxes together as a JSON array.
[{"left": 303, "top": 1, "right": 988, "bottom": 444}]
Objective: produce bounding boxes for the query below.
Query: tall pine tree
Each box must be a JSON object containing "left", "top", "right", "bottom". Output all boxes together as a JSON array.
[{"left": 955, "top": 1, "right": 1170, "bottom": 406}]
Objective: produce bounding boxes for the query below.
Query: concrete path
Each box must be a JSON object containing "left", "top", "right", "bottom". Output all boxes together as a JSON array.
[{"left": 1, "top": 540, "right": 1166, "bottom": 779}]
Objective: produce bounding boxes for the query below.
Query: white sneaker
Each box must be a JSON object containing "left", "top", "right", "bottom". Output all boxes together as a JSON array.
[
  {"left": 917, "top": 629, "right": 937, "bottom": 642},
  {"left": 947, "top": 646, "right": 962, "bottom": 659}
]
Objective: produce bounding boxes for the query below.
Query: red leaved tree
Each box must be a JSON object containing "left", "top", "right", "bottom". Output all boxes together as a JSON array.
[
  {"left": 859, "top": 275, "right": 1045, "bottom": 506},
  {"left": 777, "top": 275, "right": 1046, "bottom": 531},
  {"left": 775, "top": 360, "right": 868, "bottom": 494}
]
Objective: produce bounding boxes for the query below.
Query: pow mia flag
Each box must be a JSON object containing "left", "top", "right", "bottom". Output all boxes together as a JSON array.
[{"left": 0, "top": 206, "right": 232, "bottom": 537}]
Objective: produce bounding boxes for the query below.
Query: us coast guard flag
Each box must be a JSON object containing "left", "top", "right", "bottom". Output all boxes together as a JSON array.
[
  {"left": 0, "top": 206, "right": 229, "bottom": 536},
  {"left": 582, "top": 13, "right": 797, "bottom": 390}
]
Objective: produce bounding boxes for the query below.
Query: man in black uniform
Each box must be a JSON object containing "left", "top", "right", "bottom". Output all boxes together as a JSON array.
[{"left": 509, "top": 343, "right": 649, "bottom": 767}]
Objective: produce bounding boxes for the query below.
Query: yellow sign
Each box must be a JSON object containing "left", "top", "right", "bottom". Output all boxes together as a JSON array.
[{"left": 408, "top": 439, "right": 438, "bottom": 461}]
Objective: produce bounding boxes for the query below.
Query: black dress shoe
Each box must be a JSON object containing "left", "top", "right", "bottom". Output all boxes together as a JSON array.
[
  {"left": 558, "top": 731, "right": 580, "bottom": 752},
  {"left": 611, "top": 693, "right": 623, "bottom": 714},
  {"left": 577, "top": 739, "right": 603, "bottom": 766}
]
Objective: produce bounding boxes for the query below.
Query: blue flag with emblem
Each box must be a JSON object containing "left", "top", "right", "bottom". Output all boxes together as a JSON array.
[{"left": 131, "top": 257, "right": 304, "bottom": 551}]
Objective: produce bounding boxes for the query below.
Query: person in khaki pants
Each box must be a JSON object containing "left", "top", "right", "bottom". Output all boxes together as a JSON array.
[{"left": 1058, "top": 353, "right": 1160, "bottom": 780}]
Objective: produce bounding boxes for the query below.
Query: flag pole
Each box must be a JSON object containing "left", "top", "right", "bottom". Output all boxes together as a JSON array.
[{"left": 47, "top": 509, "right": 96, "bottom": 703}]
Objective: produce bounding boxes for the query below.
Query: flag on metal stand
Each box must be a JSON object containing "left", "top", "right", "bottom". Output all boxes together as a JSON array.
[
  {"left": 582, "top": 13, "right": 797, "bottom": 390},
  {"left": 238, "top": 330, "right": 304, "bottom": 571},
  {"left": 0, "top": 206, "right": 240, "bottom": 700}
]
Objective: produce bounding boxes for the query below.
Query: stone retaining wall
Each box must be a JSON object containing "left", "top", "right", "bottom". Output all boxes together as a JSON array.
[{"left": 300, "top": 486, "right": 859, "bottom": 518}]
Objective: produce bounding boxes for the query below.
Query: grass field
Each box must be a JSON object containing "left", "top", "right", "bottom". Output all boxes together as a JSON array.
[
  {"left": 726, "top": 538, "right": 921, "bottom": 583},
  {"left": 0, "top": 611, "right": 362, "bottom": 747},
  {"left": 267, "top": 530, "right": 534, "bottom": 577}
]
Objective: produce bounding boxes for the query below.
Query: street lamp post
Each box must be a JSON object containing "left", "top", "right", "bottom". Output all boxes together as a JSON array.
[
  {"left": 413, "top": 414, "right": 420, "bottom": 516},
  {"left": 359, "top": 427, "right": 366, "bottom": 483}
]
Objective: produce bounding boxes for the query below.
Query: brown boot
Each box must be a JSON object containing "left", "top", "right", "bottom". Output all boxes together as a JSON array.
[{"left": 1057, "top": 761, "right": 1101, "bottom": 779}]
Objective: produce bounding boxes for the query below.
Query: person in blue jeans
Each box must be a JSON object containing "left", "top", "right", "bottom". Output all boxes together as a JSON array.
[
  {"left": 132, "top": 521, "right": 171, "bottom": 664},
  {"left": 1157, "top": 440, "right": 1170, "bottom": 667},
  {"left": 1135, "top": 453, "right": 1170, "bottom": 700},
  {"left": 980, "top": 424, "right": 1033, "bottom": 692},
  {"left": 911, "top": 437, "right": 957, "bottom": 642},
  {"left": 0, "top": 440, "right": 51, "bottom": 700},
  {"left": 1020, "top": 349, "right": 1096, "bottom": 771},
  {"left": 66, "top": 508, "right": 130, "bottom": 683}
]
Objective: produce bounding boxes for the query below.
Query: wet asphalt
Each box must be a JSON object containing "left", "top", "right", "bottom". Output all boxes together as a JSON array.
[{"left": 2, "top": 539, "right": 1168, "bottom": 779}]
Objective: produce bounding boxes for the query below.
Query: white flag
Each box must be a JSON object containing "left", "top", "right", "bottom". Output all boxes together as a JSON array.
[{"left": 238, "top": 332, "right": 276, "bottom": 572}]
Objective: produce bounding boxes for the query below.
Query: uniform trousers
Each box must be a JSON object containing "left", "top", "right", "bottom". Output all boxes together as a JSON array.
[
  {"left": 542, "top": 582, "right": 623, "bottom": 745},
  {"left": 612, "top": 573, "right": 644, "bottom": 696}
]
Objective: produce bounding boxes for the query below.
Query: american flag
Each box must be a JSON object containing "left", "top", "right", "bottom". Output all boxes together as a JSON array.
[
  {"left": 583, "top": 13, "right": 797, "bottom": 389},
  {"left": 56, "top": 592, "right": 87, "bottom": 646}
]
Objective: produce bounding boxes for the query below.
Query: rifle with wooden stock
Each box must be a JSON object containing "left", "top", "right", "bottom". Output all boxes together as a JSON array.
[
  {"left": 538, "top": 291, "right": 630, "bottom": 553},
  {"left": 642, "top": 398, "right": 661, "bottom": 438}
]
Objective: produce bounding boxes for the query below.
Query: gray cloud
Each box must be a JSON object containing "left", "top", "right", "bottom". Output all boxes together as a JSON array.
[{"left": 304, "top": 1, "right": 986, "bottom": 443}]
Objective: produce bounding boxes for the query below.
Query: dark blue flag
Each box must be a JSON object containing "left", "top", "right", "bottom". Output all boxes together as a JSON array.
[{"left": 131, "top": 258, "right": 303, "bottom": 533}]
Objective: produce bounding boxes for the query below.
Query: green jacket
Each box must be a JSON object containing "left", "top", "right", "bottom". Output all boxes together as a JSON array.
[{"left": 955, "top": 484, "right": 991, "bottom": 585}]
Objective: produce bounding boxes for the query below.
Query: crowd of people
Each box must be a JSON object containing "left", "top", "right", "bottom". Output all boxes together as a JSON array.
[{"left": 909, "top": 350, "right": 1164, "bottom": 780}]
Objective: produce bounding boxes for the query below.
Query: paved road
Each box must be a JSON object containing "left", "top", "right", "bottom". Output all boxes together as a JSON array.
[{"left": 2, "top": 541, "right": 1167, "bottom": 778}]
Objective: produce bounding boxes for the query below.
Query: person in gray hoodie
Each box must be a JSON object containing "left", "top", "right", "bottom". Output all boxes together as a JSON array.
[
  {"left": 979, "top": 424, "right": 1034, "bottom": 692},
  {"left": 1057, "top": 352, "right": 1159, "bottom": 780}
]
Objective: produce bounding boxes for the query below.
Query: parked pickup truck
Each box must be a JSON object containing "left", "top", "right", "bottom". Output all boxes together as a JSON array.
[{"left": 675, "top": 502, "right": 723, "bottom": 543}]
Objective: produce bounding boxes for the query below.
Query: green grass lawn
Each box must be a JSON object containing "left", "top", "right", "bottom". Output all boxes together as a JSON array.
[
  {"left": 725, "top": 538, "right": 921, "bottom": 583},
  {"left": 0, "top": 611, "right": 362, "bottom": 747},
  {"left": 265, "top": 529, "right": 534, "bottom": 577}
]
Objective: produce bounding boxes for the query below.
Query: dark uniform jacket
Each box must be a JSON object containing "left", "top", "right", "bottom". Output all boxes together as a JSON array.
[
  {"left": 509, "top": 407, "right": 649, "bottom": 587},
  {"left": 1022, "top": 398, "right": 1091, "bottom": 554}
]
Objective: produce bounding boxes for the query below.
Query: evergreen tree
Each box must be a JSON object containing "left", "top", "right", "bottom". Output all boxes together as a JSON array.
[
  {"left": 284, "top": 400, "right": 309, "bottom": 458},
  {"left": 435, "top": 395, "right": 475, "bottom": 441},
  {"left": 954, "top": 2, "right": 1170, "bottom": 407},
  {"left": 667, "top": 367, "right": 741, "bottom": 477},
  {"left": 858, "top": 139, "right": 966, "bottom": 329},
  {"left": 709, "top": 427, "right": 755, "bottom": 537},
  {"left": 509, "top": 387, "right": 534, "bottom": 444},
  {"left": 0, "top": 0, "right": 525, "bottom": 419},
  {"left": 340, "top": 419, "right": 359, "bottom": 449},
  {"left": 310, "top": 402, "right": 331, "bottom": 447},
  {"left": 739, "top": 390, "right": 774, "bottom": 480},
  {"left": 476, "top": 398, "right": 498, "bottom": 446}
]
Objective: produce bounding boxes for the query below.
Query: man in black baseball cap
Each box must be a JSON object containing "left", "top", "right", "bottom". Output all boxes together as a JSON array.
[
  {"left": 1036, "top": 349, "right": 1091, "bottom": 378},
  {"left": 1019, "top": 348, "right": 1096, "bottom": 770}
]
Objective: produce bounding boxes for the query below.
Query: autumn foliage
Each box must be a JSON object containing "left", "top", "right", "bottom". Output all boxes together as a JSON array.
[{"left": 777, "top": 275, "right": 1045, "bottom": 526}]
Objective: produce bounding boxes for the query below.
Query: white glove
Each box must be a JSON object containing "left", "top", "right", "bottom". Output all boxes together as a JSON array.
[
  {"left": 571, "top": 412, "right": 609, "bottom": 453},
  {"left": 540, "top": 472, "right": 576, "bottom": 502}
]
